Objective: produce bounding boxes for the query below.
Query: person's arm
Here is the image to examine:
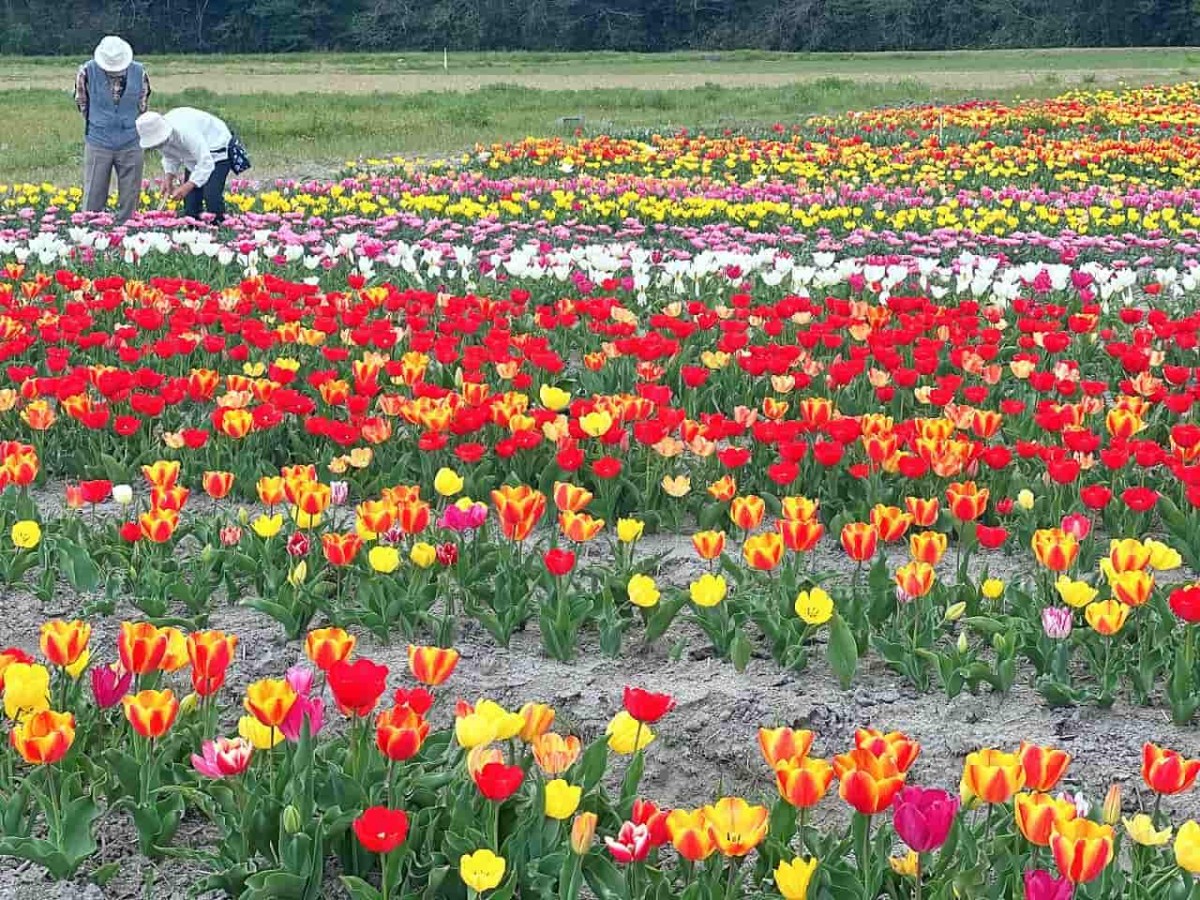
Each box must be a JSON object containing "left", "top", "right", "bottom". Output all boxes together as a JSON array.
[
  {"left": 159, "top": 173, "right": 176, "bottom": 209},
  {"left": 75, "top": 65, "right": 88, "bottom": 118},
  {"left": 139, "top": 71, "right": 151, "bottom": 115}
]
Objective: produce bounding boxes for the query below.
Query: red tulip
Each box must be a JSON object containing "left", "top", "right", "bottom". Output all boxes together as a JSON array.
[
  {"left": 1169, "top": 585, "right": 1200, "bottom": 623},
  {"left": 543, "top": 548, "right": 576, "bottom": 576},
  {"left": 622, "top": 686, "right": 675, "bottom": 724},
  {"left": 353, "top": 806, "right": 409, "bottom": 854},
  {"left": 473, "top": 761, "right": 524, "bottom": 801},
  {"left": 328, "top": 658, "right": 389, "bottom": 718}
]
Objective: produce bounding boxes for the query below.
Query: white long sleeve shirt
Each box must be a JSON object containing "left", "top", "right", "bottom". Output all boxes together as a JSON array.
[{"left": 160, "top": 108, "right": 232, "bottom": 188}]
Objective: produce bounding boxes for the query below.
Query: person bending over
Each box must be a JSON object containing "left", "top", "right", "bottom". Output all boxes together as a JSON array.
[{"left": 136, "top": 107, "right": 232, "bottom": 224}]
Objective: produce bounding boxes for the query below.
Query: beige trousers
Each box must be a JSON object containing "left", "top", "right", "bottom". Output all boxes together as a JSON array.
[{"left": 83, "top": 143, "right": 144, "bottom": 223}]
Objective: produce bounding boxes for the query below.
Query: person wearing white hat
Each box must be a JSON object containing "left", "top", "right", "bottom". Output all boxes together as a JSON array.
[
  {"left": 74, "top": 36, "right": 151, "bottom": 223},
  {"left": 136, "top": 108, "right": 233, "bottom": 224}
]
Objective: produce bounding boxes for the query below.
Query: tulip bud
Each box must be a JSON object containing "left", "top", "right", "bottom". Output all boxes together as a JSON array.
[
  {"left": 237, "top": 507, "right": 250, "bottom": 525},
  {"left": 112, "top": 484, "right": 133, "bottom": 505},
  {"left": 179, "top": 692, "right": 199, "bottom": 716},
  {"left": 956, "top": 633, "right": 969, "bottom": 655},
  {"left": 944, "top": 601, "right": 966, "bottom": 622},
  {"left": 200, "top": 544, "right": 214, "bottom": 563},
  {"left": 288, "top": 561, "right": 308, "bottom": 587},
  {"left": 282, "top": 804, "right": 302, "bottom": 834},
  {"left": 570, "top": 811, "right": 597, "bottom": 854},
  {"left": 1102, "top": 783, "right": 1121, "bottom": 825},
  {"left": 1016, "top": 489, "right": 1035, "bottom": 510}
]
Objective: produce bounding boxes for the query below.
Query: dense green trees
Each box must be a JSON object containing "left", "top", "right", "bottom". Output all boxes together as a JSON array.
[{"left": 3, "top": 0, "right": 1197, "bottom": 54}]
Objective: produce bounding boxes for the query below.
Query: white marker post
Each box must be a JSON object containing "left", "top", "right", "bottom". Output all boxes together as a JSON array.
[{"left": 443, "top": 48, "right": 448, "bottom": 71}]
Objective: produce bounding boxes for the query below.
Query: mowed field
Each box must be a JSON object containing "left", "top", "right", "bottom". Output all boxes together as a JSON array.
[{"left": 2, "top": 46, "right": 1200, "bottom": 184}]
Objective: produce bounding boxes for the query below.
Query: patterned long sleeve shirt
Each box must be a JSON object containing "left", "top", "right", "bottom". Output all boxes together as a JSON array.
[{"left": 74, "top": 65, "right": 152, "bottom": 120}]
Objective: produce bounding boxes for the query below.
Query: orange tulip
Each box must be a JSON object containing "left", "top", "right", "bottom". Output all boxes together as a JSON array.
[
  {"left": 759, "top": 726, "right": 815, "bottom": 768},
  {"left": 702, "top": 797, "right": 769, "bottom": 856},
  {"left": 407, "top": 644, "right": 459, "bottom": 685},
  {"left": 708, "top": 475, "right": 738, "bottom": 502},
  {"left": 775, "top": 755, "right": 835, "bottom": 809},
  {"left": 396, "top": 500, "right": 431, "bottom": 535},
  {"left": 1142, "top": 742, "right": 1200, "bottom": 795},
  {"left": 218, "top": 408, "right": 254, "bottom": 439},
  {"left": 518, "top": 702, "right": 556, "bottom": 741},
  {"left": 490, "top": 485, "right": 547, "bottom": 542},
  {"left": 1110, "top": 570, "right": 1154, "bottom": 607},
  {"left": 123, "top": 689, "right": 180, "bottom": 739},
  {"left": 692, "top": 530, "right": 726, "bottom": 560},
  {"left": 778, "top": 518, "right": 824, "bottom": 552},
  {"left": 356, "top": 499, "right": 396, "bottom": 535},
  {"left": 257, "top": 476, "right": 286, "bottom": 507},
  {"left": 139, "top": 508, "right": 180, "bottom": 543},
  {"left": 908, "top": 531, "right": 948, "bottom": 565},
  {"left": 1018, "top": 742, "right": 1072, "bottom": 792},
  {"left": 321, "top": 532, "right": 363, "bottom": 566},
  {"left": 187, "top": 630, "right": 238, "bottom": 697},
  {"left": 742, "top": 532, "right": 784, "bottom": 571},
  {"left": 201, "top": 471, "right": 235, "bottom": 500},
  {"left": 142, "top": 460, "right": 180, "bottom": 489},
  {"left": 375, "top": 705, "right": 431, "bottom": 762},
  {"left": 894, "top": 561, "right": 936, "bottom": 598},
  {"left": 150, "top": 485, "right": 190, "bottom": 512},
  {"left": 118, "top": 621, "right": 169, "bottom": 675},
  {"left": 854, "top": 729, "right": 921, "bottom": 774},
  {"left": 39, "top": 619, "right": 90, "bottom": 668},
  {"left": 305, "top": 627, "right": 356, "bottom": 671},
  {"left": 158, "top": 627, "right": 189, "bottom": 672},
  {"left": 1031, "top": 528, "right": 1080, "bottom": 572},
  {"left": 905, "top": 496, "right": 940, "bottom": 527},
  {"left": 666, "top": 809, "right": 718, "bottom": 861},
  {"left": 730, "top": 495, "right": 766, "bottom": 531},
  {"left": 244, "top": 679, "right": 298, "bottom": 728},
  {"left": 834, "top": 747, "right": 906, "bottom": 815},
  {"left": 840, "top": 522, "right": 878, "bottom": 562},
  {"left": 20, "top": 399, "right": 55, "bottom": 431},
  {"left": 1051, "top": 819, "right": 1114, "bottom": 884},
  {"left": 1085, "top": 599, "right": 1130, "bottom": 636},
  {"left": 293, "top": 481, "right": 332, "bottom": 516},
  {"left": 532, "top": 733, "right": 582, "bottom": 775},
  {"left": 1108, "top": 538, "right": 1152, "bottom": 573},
  {"left": 870, "top": 505, "right": 911, "bottom": 542},
  {"left": 10, "top": 709, "right": 75, "bottom": 764},
  {"left": 559, "top": 510, "right": 605, "bottom": 543},
  {"left": 552, "top": 481, "right": 593, "bottom": 512},
  {"left": 946, "top": 481, "right": 989, "bottom": 521},
  {"left": 1015, "top": 792, "right": 1077, "bottom": 847},
  {"left": 780, "top": 496, "right": 819, "bottom": 522},
  {"left": 799, "top": 397, "right": 834, "bottom": 427},
  {"left": 962, "top": 749, "right": 1026, "bottom": 804}
]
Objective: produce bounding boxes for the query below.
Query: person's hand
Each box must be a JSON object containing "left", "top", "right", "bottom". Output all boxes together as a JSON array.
[{"left": 170, "top": 181, "right": 196, "bottom": 201}]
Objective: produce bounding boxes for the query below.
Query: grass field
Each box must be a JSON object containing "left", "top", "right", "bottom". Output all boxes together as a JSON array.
[{"left": 1, "top": 47, "right": 1197, "bottom": 185}]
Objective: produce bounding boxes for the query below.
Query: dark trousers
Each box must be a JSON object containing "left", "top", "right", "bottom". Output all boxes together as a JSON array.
[{"left": 183, "top": 154, "right": 231, "bottom": 224}]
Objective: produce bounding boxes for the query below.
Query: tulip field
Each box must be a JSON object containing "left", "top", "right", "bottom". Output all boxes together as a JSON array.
[{"left": 4, "top": 79, "right": 1200, "bottom": 898}]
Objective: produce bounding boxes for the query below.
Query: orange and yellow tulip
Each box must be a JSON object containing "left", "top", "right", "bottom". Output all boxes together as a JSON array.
[
  {"left": 39, "top": 619, "right": 90, "bottom": 668},
  {"left": 870, "top": 505, "right": 911, "bottom": 542},
  {"left": 10, "top": 709, "right": 75, "bottom": 764},
  {"left": 742, "top": 532, "right": 784, "bottom": 571},
  {"left": 1051, "top": 819, "right": 1114, "bottom": 884},
  {"left": 1018, "top": 742, "right": 1072, "bottom": 792},
  {"left": 123, "top": 689, "right": 180, "bottom": 739},
  {"left": 1142, "top": 743, "right": 1200, "bottom": 795},
  {"left": 244, "top": 679, "right": 298, "bottom": 729},
  {"left": 775, "top": 756, "right": 835, "bottom": 809},
  {"left": 305, "top": 627, "right": 355, "bottom": 671},
  {"left": 702, "top": 797, "right": 769, "bottom": 856},
  {"left": 1015, "top": 791, "right": 1077, "bottom": 847},
  {"left": 962, "top": 749, "right": 1025, "bottom": 804},
  {"left": 759, "top": 726, "right": 815, "bottom": 768},
  {"left": 407, "top": 644, "right": 459, "bottom": 685},
  {"left": 834, "top": 748, "right": 906, "bottom": 815},
  {"left": 1031, "top": 528, "right": 1080, "bottom": 572}
]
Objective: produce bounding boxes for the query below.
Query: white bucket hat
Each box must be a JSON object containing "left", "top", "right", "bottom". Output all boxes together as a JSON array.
[
  {"left": 136, "top": 112, "right": 172, "bottom": 150},
  {"left": 94, "top": 36, "right": 133, "bottom": 73}
]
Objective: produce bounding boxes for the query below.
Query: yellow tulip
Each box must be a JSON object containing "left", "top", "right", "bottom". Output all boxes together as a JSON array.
[
  {"left": 606, "top": 710, "right": 654, "bottom": 754},
  {"left": 544, "top": 779, "right": 582, "bottom": 820},
  {"left": 460, "top": 848, "right": 506, "bottom": 892},
  {"left": 434, "top": 467, "right": 464, "bottom": 497},
  {"left": 795, "top": 588, "right": 834, "bottom": 625}
]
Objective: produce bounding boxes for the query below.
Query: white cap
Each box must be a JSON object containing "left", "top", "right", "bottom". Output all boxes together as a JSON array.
[
  {"left": 136, "top": 112, "right": 171, "bottom": 149},
  {"left": 94, "top": 36, "right": 134, "bottom": 73}
]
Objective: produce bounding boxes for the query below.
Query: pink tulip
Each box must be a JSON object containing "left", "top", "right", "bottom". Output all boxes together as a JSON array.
[
  {"left": 604, "top": 821, "right": 651, "bottom": 864},
  {"left": 90, "top": 662, "right": 132, "bottom": 709},
  {"left": 1023, "top": 869, "right": 1074, "bottom": 900},
  {"left": 191, "top": 737, "right": 253, "bottom": 778},
  {"left": 892, "top": 786, "right": 959, "bottom": 853}
]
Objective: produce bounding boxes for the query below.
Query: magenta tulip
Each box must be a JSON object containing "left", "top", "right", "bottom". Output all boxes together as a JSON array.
[
  {"left": 892, "top": 786, "right": 959, "bottom": 853},
  {"left": 1023, "top": 870, "right": 1074, "bottom": 900}
]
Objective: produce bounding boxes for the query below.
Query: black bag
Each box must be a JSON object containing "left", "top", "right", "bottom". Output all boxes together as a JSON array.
[{"left": 229, "top": 133, "right": 252, "bottom": 174}]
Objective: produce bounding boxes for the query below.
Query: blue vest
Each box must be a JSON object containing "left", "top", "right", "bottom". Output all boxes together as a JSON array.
[{"left": 85, "top": 60, "right": 142, "bottom": 150}]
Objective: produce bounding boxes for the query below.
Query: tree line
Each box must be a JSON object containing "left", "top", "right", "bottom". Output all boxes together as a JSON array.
[{"left": 3, "top": 0, "right": 1198, "bottom": 55}]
